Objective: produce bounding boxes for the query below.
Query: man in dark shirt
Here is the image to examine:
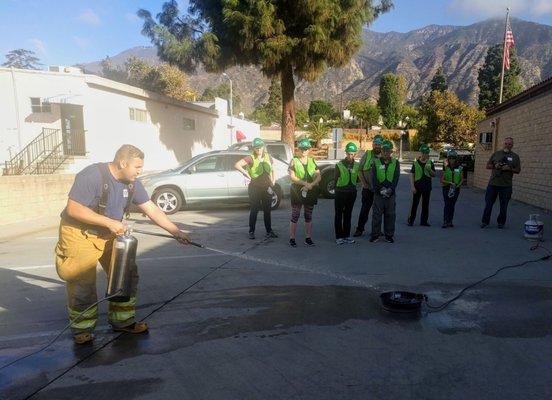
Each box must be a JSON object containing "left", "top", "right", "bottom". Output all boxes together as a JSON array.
[
  {"left": 370, "top": 140, "right": 400, "bottom": 243},
  {"left": 408, "top": 144, "right": 436, "bottom": 226},
  {"left": 55, "top": 144, "right": 190, "bottom": 344},
  {"left": 481, "top": 137, "right": 521, "bottom": 228}
]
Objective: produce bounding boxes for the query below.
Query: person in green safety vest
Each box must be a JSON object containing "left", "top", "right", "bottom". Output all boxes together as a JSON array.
[
  {"left": 440, "top": 150, "right": 464, "bottom": 228},
  {"left": 408, "top": 143, "right": 436, "bottom": 227},
  {"left": 235, "top": 138, "right": 278, "bottom": 239},
  {"left": 370, "top": 140, "right": 400, "bottom": 243},
  {"left": 334, "top": 142, "right": 359, "bottom": 245},
  {"left": 353, "top": 134, "right": 383, "bottom": 237},
  {"left": 288, "top": 138, "right": 321, "bottom": 247}
]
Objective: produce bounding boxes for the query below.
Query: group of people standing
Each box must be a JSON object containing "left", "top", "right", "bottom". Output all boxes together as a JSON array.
[{"left": 236, "top": 135, "right": 521, "bottom": 247}]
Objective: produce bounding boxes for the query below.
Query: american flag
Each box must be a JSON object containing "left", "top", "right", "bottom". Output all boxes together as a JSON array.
[{"left": 503, "top": 22, "right": 515, "bottom": 70}]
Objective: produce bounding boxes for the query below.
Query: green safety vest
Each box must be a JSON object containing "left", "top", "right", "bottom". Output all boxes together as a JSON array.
[
  {"left": 443, "top": 166, "right": 463, "bottom": 186},
  {"left": 374, "top": 158, "right": 397, "bottom": 184},
  {"left": 247, "top": 153, "right": 272, "bottom": 179},
  {"left": 362, "top": 150, "right": 374, "bottom": 171},
  {"left": 292, "top": 157, "right": 317, "bottom": 180},
  {"left": 336, "top": 161, "right": 359, "bottom": 187},
  {"left": 413, "top": 159, "right": 433, "bottom": 181}
]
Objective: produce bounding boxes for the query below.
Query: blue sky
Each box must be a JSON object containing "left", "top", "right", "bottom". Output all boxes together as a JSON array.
[{"left": 1, "top": 0, "right": 551, "bottom": 67}]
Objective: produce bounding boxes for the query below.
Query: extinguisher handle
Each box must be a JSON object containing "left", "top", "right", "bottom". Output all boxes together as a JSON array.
[{"left": 133, "top": 229, "right": 205, "bottom": 248}]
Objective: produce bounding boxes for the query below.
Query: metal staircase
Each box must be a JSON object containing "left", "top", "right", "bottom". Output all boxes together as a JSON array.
[{"left": 2, "top": 128, "right": 86, "bottom": 175}]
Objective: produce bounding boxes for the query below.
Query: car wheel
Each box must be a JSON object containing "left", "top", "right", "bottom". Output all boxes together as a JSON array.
[
  {"left": 270, "top": 185, "right": 283, "bottom": 210},
  {"left": 152, "top": 188, "right": 183, "bottom": 215},
  {"left": 321, "top": 173, "right": 335, "bottom": 198}
]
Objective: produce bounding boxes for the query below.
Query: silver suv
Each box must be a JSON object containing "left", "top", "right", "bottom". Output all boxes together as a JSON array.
[{"left": 139, "top": 150, "right": 290, "bottom": 214}]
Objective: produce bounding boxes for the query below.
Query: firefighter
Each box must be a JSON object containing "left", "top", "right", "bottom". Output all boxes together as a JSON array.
[
  {"left": 353, "top": 134, "right": 383, "bottom": 237},
  {"left": 55, "top": 144, "right": 190, "bottom": 345},
  {"left": 334, "top": 142, "right": 359, "bottom": 245},
  {"left": 408, "top": 143, "right": 436, "bottom": 226},
  {"left": 235, "top": 138, "right": 278, "bottom": 239},
  {"left": 288, "top": 138, "right": 321, "bottom": 247},
  {"left": 441, "top": 150, "right": 464, "bottom": 228},
  {"left": 370, "top": 140, "right": 400, "bottom": 243}
]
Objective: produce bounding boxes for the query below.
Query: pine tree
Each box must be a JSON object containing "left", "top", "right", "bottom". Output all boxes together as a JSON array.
[
  {"left": 378, "top": 73, "right": 406, "bottom": 128},
  {"left": 478, "top": 44, "right": 523, "bottom": 110},
  {"left": 138, "top": 0, "right": 393, "bottom": 147},
  {"left": 430, "top": 67, "right": 448, "bottom": 92},
  {"left": 2, "top": 49, "right": 42, "bottom": 69}
]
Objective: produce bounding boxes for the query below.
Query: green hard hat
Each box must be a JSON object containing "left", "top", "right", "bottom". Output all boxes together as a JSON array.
[
  {"left": 252, "top": 138, "right": 265, "bottom": 149},
  {"left": 447, "top": 150, "right": 458, "bottom": 158},
  {"left": 373, "top": 134, "right": 384, "bottom": 145},
  {"left": 298, "top": 138, "right": 311, "bottom": 150},
  {"left": 345, "top": 142, "right": 358, "bottom": 153},
  {"left": 382, "top": 140, "right": 393, "bottom": 150},
  {"left": 419, "top": 143, "right": 430, "bottom": 154}
]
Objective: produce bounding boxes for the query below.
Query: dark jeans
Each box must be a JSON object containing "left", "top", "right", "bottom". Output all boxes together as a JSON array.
[
  {"left": 481, "top": 185, "right": 513, "bottom": 225},
  {"left": 355, "top": 188, "right": 374, "bottom": 232},
  {"left": 334, "top": 190, "right": 357, "bottom": 239},
  {"left": 442, "top": 186, "right": 460, "bottom": 224},
  {"left": 248, "top": 184, "right": 272, "bottom": 233},
  {"left": 409, "top": 189, "right": 431, "bottom": 224}
]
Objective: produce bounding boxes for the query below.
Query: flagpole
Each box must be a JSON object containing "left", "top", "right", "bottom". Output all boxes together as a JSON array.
[{"left": 499, "top": 7, "right": 510, "bottom": 104}]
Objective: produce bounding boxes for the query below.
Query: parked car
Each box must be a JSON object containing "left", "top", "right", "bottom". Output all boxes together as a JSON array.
[
  {"left": 229, "top": 140, "right": 339, "bottom": 197},
  {"left": 139, "top": 150, "right": 291, "bottom": 214}
]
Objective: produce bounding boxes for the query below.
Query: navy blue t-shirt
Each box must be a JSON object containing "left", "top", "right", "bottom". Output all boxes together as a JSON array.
[{"left": 62, "top": 162, "right": 149, "bottom": 221}]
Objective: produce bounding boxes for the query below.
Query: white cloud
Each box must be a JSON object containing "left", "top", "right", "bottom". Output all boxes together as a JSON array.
[
  {"left": 78, "top": 9, "right": 101, "bottom": 26},
  {"left": 125, "top": 12, "right": 140, "bottom": 23},
  {"left": 28, "top": 38, "right": 46, "bottom": 55},
  {"left": 73, "top": 36, "right": 90, "bottom": 49},
  {"left": 448, "top": 0, "right": 552, "bottom": 18}
]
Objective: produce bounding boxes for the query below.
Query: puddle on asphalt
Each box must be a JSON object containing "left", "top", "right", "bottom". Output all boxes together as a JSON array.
[{"left": 2, "top": 283, "right": 552, "bottom": 398}]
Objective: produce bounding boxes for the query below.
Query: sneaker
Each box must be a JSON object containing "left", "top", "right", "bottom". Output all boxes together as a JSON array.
[
  {"left": 248, "top": 231, "right": 255, "bottom": 240},
  {"left": 441, "top": 223, "right": 448, "bottom": 229},
  {"left": 385, "top": 236, "right": 394, "bottom": 243},
  {"left": 266, "top": 230, "right": 278, "bottom": 238},
  {"left": 448, "top": 223, "right": 454, "bottom": 228},
  {"left": 304, "top": 238, "right": 315, "bottom": 246},
  {"left": 497, "top": 224, "right": 505, "bottom": 229},
  {"left": 420, "top": 222, "right": 431, "bottom": 227},
  {"left": 480, "top": 223, "right": 488, "bottom": 229},
  {"left": 369, "top": 236, "right": 379, "bottom": 243},
  {"left": 353, "top": 229, "right": 363, "bottom": 237},
  {"left": 343, "top": 237, "right": 356, "bottom": 244},
  {"left": 289, "top": 238, "right": 297, "bottom": 247},
  {"left": 335, "top": 238, "right": 345, "bottom": 245},
  {"left": 407, "top": 219, "right": 414, "bottom": 227}
]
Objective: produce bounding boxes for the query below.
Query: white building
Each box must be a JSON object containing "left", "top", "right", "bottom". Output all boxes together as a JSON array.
[{"left": 0, "top": 66, "right": 259, "bottom": 173}]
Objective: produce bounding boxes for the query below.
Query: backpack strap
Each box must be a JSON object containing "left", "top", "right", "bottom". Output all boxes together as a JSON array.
[
  {"left": 123, "top": 183, "right": 135, "bottom": 220},
  {"left": 97, "top": 164, "right": 110, "bottom": 216}
]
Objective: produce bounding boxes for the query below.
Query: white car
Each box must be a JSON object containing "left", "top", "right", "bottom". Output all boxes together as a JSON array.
[{"left": 139, "top": 150, "right": 291, "bottom": 214}]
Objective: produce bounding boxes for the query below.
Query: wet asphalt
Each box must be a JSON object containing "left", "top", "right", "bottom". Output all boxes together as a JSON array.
[{"left": 1, "top": 168, "right": 551, "bottom": 400}]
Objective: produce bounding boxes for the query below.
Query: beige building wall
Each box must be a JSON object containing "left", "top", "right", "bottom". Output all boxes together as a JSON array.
[{"left": 474, "top": 88, "right": 552, "bottom": 211}]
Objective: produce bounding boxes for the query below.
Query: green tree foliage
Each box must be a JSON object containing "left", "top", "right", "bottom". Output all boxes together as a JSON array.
[
  {"left": 199, "top": 83, "right": 242, "bottom": 113},
  {"left": 430, "top": 67, "right": 448, "bottom": 92},
  {"left": 307, "top": 121, "right": 329, "bottom": 147},
  {"left": 101, "top": 56, "right": 196, "bottom": 101},
  {"left": 138, "top": 0, "right": 393, "bottom": 147},
  {"left": 295, "top": 108, "right": 309, "bottom": 128},
  {"left": 377, "top": 73, "right": 406, "bottom": 128},
  {"left": 2, "top": 49, "right": 42, "bottom": 69},
  {"left": 248, "top": 78, "right": 281, "bottom": 126},
  {"left": 308, "top": 100, "right": 335, "bottom": 122},
  {"left": 478, "top": 44, "right": 523, "bottom": 110},
  {"left": 401, "top": 104, "right": 425, "bottom": 131},
  {"left": 346, "top": 100, "right": 380, "bottom": 128},
  {"left": 419, "top": 90, "right": 484, "bottom": 147}
]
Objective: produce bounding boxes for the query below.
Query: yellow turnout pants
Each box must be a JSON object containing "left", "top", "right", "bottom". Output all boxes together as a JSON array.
[{"left": 55, "top": 221, "right": 139, "bottom": 333}]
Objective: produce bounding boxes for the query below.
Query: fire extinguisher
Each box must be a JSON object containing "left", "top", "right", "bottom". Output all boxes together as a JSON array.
[{"left": 106, "top": 230, "right": 138, "bottom": 302}]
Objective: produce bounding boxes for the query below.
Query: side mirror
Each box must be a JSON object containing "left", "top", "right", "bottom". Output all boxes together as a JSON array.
[{"left": 184, "top": 167, "right": 194, "bottom": 174}]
